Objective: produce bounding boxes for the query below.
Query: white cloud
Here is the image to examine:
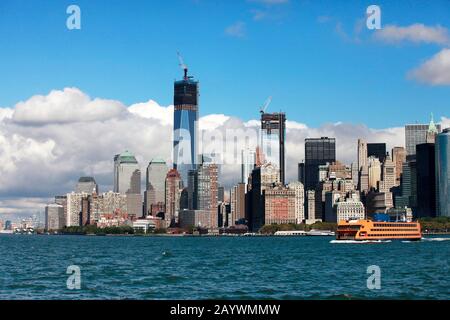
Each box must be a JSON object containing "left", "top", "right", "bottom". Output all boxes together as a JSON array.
[
  {"left": 12, "top": 88, "right": 127, "bottom": 125},
  {"left": 374, "top": 24, "right": 450, "bottom": 45},
  {"left": 0, "top": 88, "right": 445, "bottom": 221},
  {"left": 408, "top": 48, "right": 450, "bottom": 85},
  {"left": 225, "top": 22, "right": 246, "bottom": 38}
]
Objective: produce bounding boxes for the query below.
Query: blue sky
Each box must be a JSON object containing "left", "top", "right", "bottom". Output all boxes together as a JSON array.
[{"left": 0, "top": 0, "right": 449, "bottom": 128}]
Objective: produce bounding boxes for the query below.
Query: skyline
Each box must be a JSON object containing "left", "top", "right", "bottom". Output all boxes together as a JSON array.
[
  {"left": 0, "top": 0, "right": 450, "bottom": 128},
  {"left": 0, "top": 84, "right": 448, "bottom": 220},
  {"left": 1, "top": 0, "right": 450, "bottom": 220}
]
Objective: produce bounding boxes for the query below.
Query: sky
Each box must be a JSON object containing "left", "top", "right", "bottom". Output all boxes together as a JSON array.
[
  {"left": 0, "top": 0, "right": 449, "bottom": 126},
  {"left": 0, "top": 0, "right": 449, "bottom": 220}
]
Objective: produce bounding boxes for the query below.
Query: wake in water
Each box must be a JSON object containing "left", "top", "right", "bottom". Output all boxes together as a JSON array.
[
  {"left": 421, "top": 237, "right": 450, "bottom": 242},
  {"left": 329, "top": 240, "right": 392, "bottom": 244}
]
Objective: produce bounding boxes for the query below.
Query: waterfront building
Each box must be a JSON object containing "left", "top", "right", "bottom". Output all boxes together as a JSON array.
[
  {"left": 66, "top": 192, "right": 85, "bottom": 227},
  {"left": 436, "top": 128, "right": 450, "bottom": 217},
  {"left": 416, "top": 143, "right": 436, "bottom": 218},
  {"left": 261, "top": 112, "right": 286, "bottom": 184},
  {"left": 305, "top": 137, "right": 336, "bottom": 191},
  {"left": 179, "top": 209, "right": 211, "bottom": 229},
  {"left": 75, "top": 177, "right": 98, "bottom": 194},
  {"left": 173, "top": 65, "right": 199, "bottom": 185},
  {"left": 45, "top": 204, "right": 65, "bottom": 231},
  {"left": 144, "top": 158, "right": 168, "bottom": 216},
  {"left": 165, "top": 168, "right": 183, "bottom": 227},
  {"left": 335, "top": 198, "right": 365, "bottom": 222},
  {"left": 264, "top": 185, "right": 296, "bottom": 225}
]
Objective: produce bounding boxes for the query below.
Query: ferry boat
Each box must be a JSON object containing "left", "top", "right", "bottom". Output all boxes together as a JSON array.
[{"left": 336, "top": 219, "right": 422, "bottom": 241}]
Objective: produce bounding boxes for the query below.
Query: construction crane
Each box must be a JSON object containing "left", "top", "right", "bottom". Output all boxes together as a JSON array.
[
  {"left": 177, "top": 51, "right": 188, "bottom": 79},
  {"left": 259, "top": 96, "right": 272, "bottom": 115}
]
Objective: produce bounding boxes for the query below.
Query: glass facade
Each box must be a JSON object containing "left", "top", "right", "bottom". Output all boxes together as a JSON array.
[
  {"left": 405, "top": 124, "right": 441, "bottom": 156},
  {"left": 261, "top": 112, "right": 286, "bottom": 184},
  {"left": 436, "top": 129, "right": 450, "bottom": 217},
  {"left": 367, "top": 143, "right": 386, "bottom": 162},
  {"left": 304, "top": 137, "right": 336, "bottom": 191},
  {"left": 173, "top": 78, "right": 199, "bottom": 185}
]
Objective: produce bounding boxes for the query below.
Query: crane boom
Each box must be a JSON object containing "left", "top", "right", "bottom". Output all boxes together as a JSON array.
[
  {"left": 177, "top": 51, "right": 188, "bottom": 79},
  {"left": 260, "top": 96, "right": 272, "bottom": 114}
]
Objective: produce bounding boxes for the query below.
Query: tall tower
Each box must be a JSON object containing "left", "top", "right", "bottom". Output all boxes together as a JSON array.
[
  {"left": 260, "top": 112, "right": 286, "bottom": 185},
  {"left": 144, "top": 158, "right": 167, "bottom": 216},
  {"left": 435, "top": 128, "right": 450, "bottom": 217},
  {"left": 173, "top": 55, "right": 199, "bottom": 185},
  {"left": 304, "top": 137, "right": 336, "bottom": 191}
]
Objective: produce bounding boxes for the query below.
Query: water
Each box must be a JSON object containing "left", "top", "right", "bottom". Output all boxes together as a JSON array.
[{"left": 0, "top": 234, "right": 449, "bottom": 300}]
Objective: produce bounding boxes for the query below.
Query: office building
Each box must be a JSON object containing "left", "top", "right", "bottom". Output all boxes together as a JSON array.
[
  {"left": 368, "top": 156, "right": 381, "bottom": 190},
  {"left": 392, "top": 147, "right": 406, "bottom": 185},
  {"left": 379, "top": 154, "right": 396, "bottom": 193},
  {"left": 144, "top": 158, "right": 167, "bottom": 216},
  {"left": 289, "top": 181, "right": 305, "bottom": 223},
  {"left": 416, "top": 143, "right": 436, "bottom": 218},
  {"left": 187, "top": 161, "right": 219, "bottom": 229},
  {"left": 405, "top": 116, "right": 441, "bottom": 157},
  {"left": 247, "top": 163, "right": 280, "bottom": 231},
  {"left": 305, "top": 137, "right": 336, "bottom": 191},
  {"left": 261, "top": 112, "right": 286, "bottom": 184},
  {"left": 114, "top": 151, "right": 141, "bottom": 194},
  {"left": 165, "top": 168, "right": 183, "bottom": 227},
  {"left": 264, "top": 185, "right": 296, "bottom": 225},
  {"left": 367, "top": 143, "right": 387, "bottom": 163},
  {"left": 436, "top": 129, "right": 450, "bottom": 217},
  {"left": 230, "top": 183, "right": 246, "bottom": 226},
  {"left": 45, "top": 204, "right": 65, "bottom": 231},
  {"left": 173, "top": 66, "right": 199, "bottom": 185},
  {"left": 335, "top": 198, "right": 365, "bottom": 222},
  {"left": 75, "top": 177, "right": 98, "bottom": 194},
  {"left": 298, "top": 162, "right": 305, "bottom": 184},
  {"left": 241, "top": 148, "right": 256, "bottom": 185}
]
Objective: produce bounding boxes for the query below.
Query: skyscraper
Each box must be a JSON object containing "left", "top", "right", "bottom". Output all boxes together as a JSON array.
[
  {"left": 113, "top": 151, "right": 142, "bottom": 218},
  {"left": 304, "top": 137, "right": 336, "bottom": 191},
  {"left": 357, "top": 139, "right": 369, "bottom": 193},
  {"left": 173, "top": 65, "right": 199, "bottom": 185},
  {"left": 230, "top": 183, "right": 246, "bottom": 225},
  {"left": 379, "top": 153, "right": 396, "bottom": 193},
  {"left": 75, "top": 177, "right": 98, "bottom": 194},
  {"left": 241, "top": 148, "right": 256, "bottom": 185},
  {"left": 367, "top": 143, "right": 387, "bottom": 163},
  {"left": 144, "top": 158, "right": 167, "bottom": 216},
  {"left": 298, "top": 162, "right": 305, "bottom": 185},
  {"left": 416, "top": 143, "right": 436, "bottom": 218},
  {"left": 368, "top": 156, "right": 381, "bottom": 190},
  {"left": 187, "top": 160, "right": 219, "bottom": 228},
  {"left": 436, "top": 128, "right": 450, "bottom": 217},
  {"left": 261, "top": 112, "right": 286, "bottom": 185},
  {"left": 165, "top": 168, "right": 183, "bottom": 227},
  {"left": 392, "top": 146, "right": 406, "bottom": 185},
  {"left": 405, "top": 116, "right": 441, "bottom": 157},
  {"left": 114, "top": 151, "right": 141, "bottom": 194},
  {"left": 45, "top": 204, "right": 65, "bottom": 231}
]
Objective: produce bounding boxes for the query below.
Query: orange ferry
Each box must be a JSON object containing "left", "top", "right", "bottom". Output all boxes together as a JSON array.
[{"left": 336, "top": 219, "right": 422, "bottom": 241}]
